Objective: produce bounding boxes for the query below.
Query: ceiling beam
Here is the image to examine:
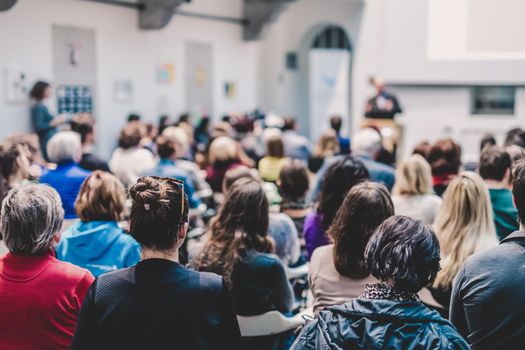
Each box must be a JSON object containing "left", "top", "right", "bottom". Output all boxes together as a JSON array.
[
  {"left": 243, "top": 0, "right": 297, "bottom": 41},
  {"left": 0, "top": 0, "right": 17, "bottom": 11}
]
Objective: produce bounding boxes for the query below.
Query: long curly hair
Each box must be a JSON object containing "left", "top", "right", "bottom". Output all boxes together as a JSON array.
[
  {"left": 318, "top": 156, "right": 369, "bottom": 230},
  {"left": 193, "top": 178, "right": 273, "bottom": 286}
]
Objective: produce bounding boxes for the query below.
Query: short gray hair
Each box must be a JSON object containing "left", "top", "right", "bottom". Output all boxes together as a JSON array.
[
  {"left": 0, "top": 184, "right": 64, "bottom": 254},
  {"left": 353, "top": 128, "right": 382, "bottom": 155},
  {"left": 47, "top": 131, "right": 82, "bottom": 163}
]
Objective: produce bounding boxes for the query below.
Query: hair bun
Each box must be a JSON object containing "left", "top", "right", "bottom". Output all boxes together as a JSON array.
[{"left": 130, "top": 177, "right": 162, "bottom": 205}]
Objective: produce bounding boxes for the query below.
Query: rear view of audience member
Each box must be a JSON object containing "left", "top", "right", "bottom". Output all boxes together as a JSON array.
[
  {"left": 258, "top": 129, "right": 287, "bottom": 182},
  {"left": 40, "top": 131, "right": 91, "bottom": 219},
  {"left": 392, "top": 154, "right": 442, "bottom": 224},
  {"left": 293, "top": 216, "right": 469, "bottom": 350},
  {"left": 0, "top": 184, "right": 94, "bottom": 350},
  {"left": 304, "top": 156, "right": 369, "bottom": 259},
  {"left": 431, "top": 172, "right": 498, "bottom": 312},
  {"left": 56, "top": 171, "right": 140, "bottom": 277},
  {"left": 109, "top": 124, "right": 156, "bottom": 187},
  {"left": 479, "top": 146, "right": 518, "bottom": 240},
  {"left": 330, "top": 115, "right": 350, "bottom": 154},
  {"left": 279, "top": 160, "right": 312, "bottom": 239},
  {"left": 71, "top": 176, "right": 241, "bottom": 349},
  {"left": 309, "top": 182, "right": 393, "bottom": 314},
  {"left": 194, "top": 178, "right": 294, "bottom": 315},
  {"left": 428, "top": 139, "right": 461, "bottom": 196},
  {"left": 70, "top": 114, "right": 110, "bottom": 172},
  {"left": 308, "top": 129, "right": 339, "bottom": 173},
  {"left": 0, "top": 140, "right": 31, "bottom": 203},
  {"left": 450, "top": 161, "right": 525, "bottom": 349},
  {"left": 282, "top": 117, "right": 311, "bottom": 162},
  {"left": 206, "top": 136, "right": 244, "bottom": 193}
]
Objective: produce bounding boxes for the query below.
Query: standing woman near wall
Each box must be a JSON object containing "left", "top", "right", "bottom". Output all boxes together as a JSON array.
[{"left": 30, "top": 81, "right": 65, "bottom": 161}]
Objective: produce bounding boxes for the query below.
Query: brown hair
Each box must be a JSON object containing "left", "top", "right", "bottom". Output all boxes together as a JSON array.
[
  {"left": 75, "top": 171, "right": 126, "bottom": 222},
  {"left": 129, "top": 176, "right": 188, "bottom": 250},
  {"left": 156, "top": 135, "right": 177, "bottom": 159},
  {"left": 222, "top": 166, "right": 261, "bottom": 193},
  {"left": 278, "top": 160, "right": 309, "bottom": 202},
  {"left": 329, "top": 182, "right": 394, "bottom": 278},
  {"left": 118, "top": 124, "right": 143, "bottom": 150},
  {"left": 479, "top": 146, "right": 511, "bottom": 182},
  {"left": 266, "top": 137, "right": 285, "bottom": 158},
  {"left": 193, "top": 178, "right": 273, "bottom": 286},
  {"left": 313, "top": 129, "right": 339, "bottom": 157},
  {"left": 428, "top": 139, "right": 461, "bottom": 176}
]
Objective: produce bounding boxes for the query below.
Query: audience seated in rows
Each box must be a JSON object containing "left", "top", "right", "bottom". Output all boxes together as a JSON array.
[
  {"left": 479, "top": 146, "right": 518, "bottom": 240},
  {"left": 430, "top": 172, "right": 498, "bottom": 314},
  {"left": 392, "top": 154, "right": 442, "bottom": 224},
  {"left": 309, "top": 182, "right": 392, "bottom": 314},
  {"left": 40, "top": 131, "right": 91, "bottom": 219},
  {"left": 293, "top": 216, "right": 469, "bottom": 350},
  {"left": 304, "top": 156, "right": 369, "bottom": 259},
  {"left": 109, "top": 124, "right": 156, "bottom": 188},
  {"left": 450, "top": 160, "right": 525, "bottom": 348},
  {"left": 70, "top": 176, "right": 241, "bottom": 349},
  {"left": 56, "top": 171, "right": 140, "bottom": 277},
  {"left": 0, "top": 184, "right": 94, "bottom": 349},
  {"left": 427, "top": 139, "right": 462, "bottom": 196}
]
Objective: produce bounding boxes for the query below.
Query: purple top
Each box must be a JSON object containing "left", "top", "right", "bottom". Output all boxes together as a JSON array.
[{"left": 303, "top": 212, "right": 330, "bottom": 260}]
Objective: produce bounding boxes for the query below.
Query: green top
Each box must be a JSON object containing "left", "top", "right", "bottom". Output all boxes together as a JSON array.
[{"left": 489, "top": 188, "right": 519, "bottom": 241}]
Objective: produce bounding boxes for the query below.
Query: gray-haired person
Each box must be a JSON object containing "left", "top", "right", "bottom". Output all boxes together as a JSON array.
[{"left": 0, "top": 184, "right": 94, "bottom": 350}]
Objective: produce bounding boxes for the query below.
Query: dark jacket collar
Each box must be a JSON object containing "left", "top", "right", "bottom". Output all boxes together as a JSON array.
[{"left": 501, "top": 230, "right": 525, "bottom": 244}]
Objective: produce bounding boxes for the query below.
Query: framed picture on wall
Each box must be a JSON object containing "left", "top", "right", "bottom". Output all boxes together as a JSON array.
[{"left": 4, "top": 62, "right": 28, "bottom": 104}]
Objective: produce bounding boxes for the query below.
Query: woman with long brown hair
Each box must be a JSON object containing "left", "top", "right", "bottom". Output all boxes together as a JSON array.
[
  {"left": 309, "top": 182, "right": 394, "bottom": 314},
  {"left": 193, "top": 177, "right": 294, "bottom": 317}
]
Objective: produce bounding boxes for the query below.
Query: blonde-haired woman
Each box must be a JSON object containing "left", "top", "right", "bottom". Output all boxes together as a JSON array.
[
  {"left": 429, "top": 171, "right": 498, "bottom": 314},
  {"left": 308, "top": 129, "right": 340, "bottom": 173},
  {"left": 392, "top": 154, "right": 442, "bottom": 224}
]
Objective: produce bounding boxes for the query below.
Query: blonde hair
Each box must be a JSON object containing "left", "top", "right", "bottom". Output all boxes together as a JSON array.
[
  {"left": 208, "top": 136, "right": 239, "bottom": 165},
  {"left": 314, "top": 129, "right": 339, "bottom": 157},
  {"left": 432, "top": 171, "right": 498, "bottom": 289},
  {"left": 393, "top": 154, "right": 433, "bottom": 196},
  {"left": 75, "top": 171, "right": 126, "bottom": 222}
]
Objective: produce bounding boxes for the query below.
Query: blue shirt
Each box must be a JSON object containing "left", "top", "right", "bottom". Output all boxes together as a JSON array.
[
  {"left": 57, "top": 221, "right": 140, "bottom": 277},
  {"left": 146, "top": 159, "right": 201, "bottom": 209},
  {"left": 40, "top": 162, "right": 91, "bottom": 219}
]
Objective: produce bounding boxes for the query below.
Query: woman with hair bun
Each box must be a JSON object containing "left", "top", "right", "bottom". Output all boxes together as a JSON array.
[{"left": 71, "top": 176, "right": 241, "bottom": 350}]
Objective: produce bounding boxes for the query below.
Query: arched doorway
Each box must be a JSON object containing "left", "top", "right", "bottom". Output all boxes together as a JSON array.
[{"left": 306, "top": 25, "right": 353, "bottom": 142}]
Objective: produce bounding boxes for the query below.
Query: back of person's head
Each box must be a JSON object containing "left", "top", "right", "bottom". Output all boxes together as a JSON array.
[
  {"left": 329, "top": 182, "right": 394, "bottom": 279},
  {"left": 512, "top": 160, "right": 525, "bottom": 226},
  {"left": 47, "top": 131, "right": 82, "bottom": 164},
  {"left": 156, "top": 135, "right": 177, "bottom": 159},
  {"left": 195, "top": 178, "right": 272, "bottom": 285},
  {"left": 479, "top": 146, "right": 511, "bottom": 182},
  {"left": 71, "top": 114, "right": 95, "bottom": 145},
  {"left": 282, "top": 117, "right": 297, "bottom": 131},
  {"left": 278, "top": 160, "right": 309, "bottom": 202},
  {"left": 330, "top": 115, "right": 343, "bottom": 133},
  {"left": 319, "top": 156, "right": 369, "bottom": 230},
  {"left": 30, "top": 81, "right": 50, "bottom": 101},
  {"left": 118, "top": 124, "right": 143, "bottom": 150},
  {"left": 264, "top": 130, "right": 285, "bottom": 158},
  {"left": 75, "top": 171, "right": 125, "bottom": 222},
  {"left": 222, "top": 166, "right": 261, "bottom": 193},
  {"left": 365, "top": 216, "right": 440, "bottom": 292},
  {"left": 127, "top": 113, "right": 141, "bottom": 123},
  {"left": 433, "top": 171, "right": 497, "bottom": 288},
  {"left": 480, "top": 134, "right": 496, "bottom": 151},
  {"left": 504, "top": 128, "right": 525, "bottom": 148},
  {"left": 427, "top": 139, "right": 462, "bottom": 176},
  {"left": 208, "top": 136, "right": 239, "bottom": 166},
  {"left": 161, "top": 126, "right": 190, "bottom": 155},
  {"left": 0, "top": 184, "right": 64, "bottom": 255},
  {"left": 314, "top": 129, "right": 339, "bottom": 157},
  {"left": 0, "top": 141, "right": 30, "bottom": 203},
  {"left": 353, "top": 128, "right": 381, "bottom": 156},
  {"left": 412, "top": 141, "right": 431, "bottom": 159},
  {"left": 7, "top": 133, "right": 42, "bottom": 164},
  {"left": 393, "top": 154, "right": 433, "bottom": 196},
  {"left": 129, "top": 176, "right": 188, "bottom": 251}
]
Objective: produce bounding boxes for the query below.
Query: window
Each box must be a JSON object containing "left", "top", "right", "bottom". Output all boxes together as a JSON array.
[
  {"left": 471, "top": 86, "right": 516, "bottom": 115},
  {"left": 312, "top": 26, "right": 351, "bottom": 50}
]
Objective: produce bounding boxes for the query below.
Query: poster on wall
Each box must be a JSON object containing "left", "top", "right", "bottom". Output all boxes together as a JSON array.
[
  {"left": 4, "top": 62, "right": 28, "bottom": 104},
  {"left": 157, "top": 63, "right": 175, "bottom": 85},
  {"left": 56, "top": 85, "right": 93, "bottom": 114},
  {"left": 185, "top": 42, "right": 214, "bottom": 116},
  {"left": 114, "top": 79, "right": 133, "bottom": 102},
  {"left": 224, "top": 82, "right": 236, "bottom": 99}
]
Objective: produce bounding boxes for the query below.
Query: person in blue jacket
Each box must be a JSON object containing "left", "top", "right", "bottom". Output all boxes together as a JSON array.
[{"left": 57, "top": 171, "right": 140, "bottom": 277}]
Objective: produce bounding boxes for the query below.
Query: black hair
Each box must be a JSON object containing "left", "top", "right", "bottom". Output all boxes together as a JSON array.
[
  {"left": 127, "top": 113, "right": 141, "bottom": 123},
  {"left": 365, "top": 216, "right": 441, "bottom": 292},
  {"left": 318, "top": 156, "right": 369, "bottom": 230},
  {"left": 30, "top": 81, "right": 50, "bottom": 101},
  {"left": 512, "top": 160, "right": 525, "bottom": 225},
  {"left": 70, "top": 117, "right": 94, "bottom": 144},
  {"left": 505, "top": 128, "right": 525, "bottom": 148},
  {"left": 480, "top": 134, "right": 496, "bottom": 151},
  {"left": 479, "top": 146, "right": 511, "bottom": 182},
  {"left": 330, "top": 115, "right": 343, "bottom": 132}
]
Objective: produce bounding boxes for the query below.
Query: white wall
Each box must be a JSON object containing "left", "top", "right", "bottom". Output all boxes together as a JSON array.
[{"left": 0, "top": 0, "right": 259, "bottom": 158}]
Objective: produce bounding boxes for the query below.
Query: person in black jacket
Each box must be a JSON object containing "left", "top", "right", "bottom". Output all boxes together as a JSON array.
[
  {"left": 70, "top": 176, "right": 241, "bottom": 350},
  {"left": 292, "top": 216, "right": 469, "bottom": 350}
]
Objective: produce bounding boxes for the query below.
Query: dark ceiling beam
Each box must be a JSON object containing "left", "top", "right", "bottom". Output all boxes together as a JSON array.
[
  {"left": 243, "top": 0, "right": 297, "bottom": 41},
  {"left": 0, "top": 0, "right": 17, "bottom": 11},
  {"left": 82, "top": 0, "right": 143, "bottom": 10}
]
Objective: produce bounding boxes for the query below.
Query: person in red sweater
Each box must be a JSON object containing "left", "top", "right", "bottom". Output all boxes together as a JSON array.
[{"left": 0, "top": 184, "right": 94, "bottom": 350}]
